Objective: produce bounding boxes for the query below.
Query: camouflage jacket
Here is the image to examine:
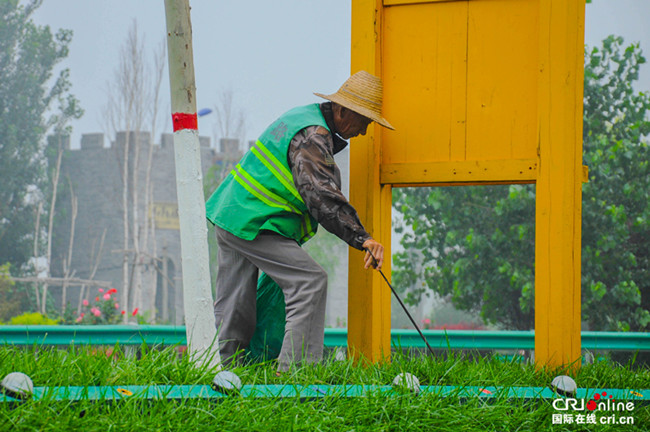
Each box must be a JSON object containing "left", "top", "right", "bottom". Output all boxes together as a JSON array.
[{"left": 287, "top": 102, "right": 371, "bottom": 251}]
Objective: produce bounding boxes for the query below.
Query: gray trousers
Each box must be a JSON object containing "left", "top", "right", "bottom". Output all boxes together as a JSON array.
[{"left": 213, "top": 226, "right": 328, "bottom": 371}]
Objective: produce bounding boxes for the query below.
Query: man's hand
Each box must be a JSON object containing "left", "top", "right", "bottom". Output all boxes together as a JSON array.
[{"left": 362, "top": 239, "right": 384, "bottom": 270}]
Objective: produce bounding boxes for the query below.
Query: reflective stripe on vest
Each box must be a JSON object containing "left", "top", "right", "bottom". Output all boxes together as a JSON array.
[
  {"left": 250, "top": 140, "right": 305, "bottom": 204},
  {"left": 301, "top": 214, "right": 315, "bottom": 242},
  {"left": 231, "top": 164, "right": 301, "bottom": 215},
  {"left": 232, "top": 162, "right": 315, "bottom": 242}
]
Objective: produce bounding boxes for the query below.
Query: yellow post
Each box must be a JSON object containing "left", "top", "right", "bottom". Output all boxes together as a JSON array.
[
  {"left": 348, "top": 0, "right": 392, "bottom": 363},
  {"left": 349, "top": 0, "right": 585, "bottom": 369},
  {"left": 535, "top": 0, "right": 585, "bottom": 369}
]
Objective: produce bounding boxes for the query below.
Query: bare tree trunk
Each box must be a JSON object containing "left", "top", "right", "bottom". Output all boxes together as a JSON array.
[
  {"left": 161, "top": 242, "right": 169, "bottom": 322},
  {"left": 121, "top": 129, "right": 131, "bottom": 322},
  {"left": 132, "top": 133, "right": 143, "bottom": 315},
  {"left": 141, "top": 41, "right": 166, "bottom": 321},
  {"left": 43, "top": 135, "right": 65, "bottom": 314},
  {"left": 32, "top": 202, "right": 43, "bottom": 312},
  {"left": 148, "top": 187, "right": 158, "bottom": 321},
  {"left": 13, "top": 277, "right": 112, "bottom": 288},
  {"left": 78, "top": 229, "right": 107, "bottom": 315},
  {"left": 61, "top": 181, "right": 78, "bottom": 314}
]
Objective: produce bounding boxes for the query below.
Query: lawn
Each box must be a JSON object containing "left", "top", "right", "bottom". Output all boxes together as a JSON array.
[{"left": 1, "top": 345, "right": 648, "bottom": 431}]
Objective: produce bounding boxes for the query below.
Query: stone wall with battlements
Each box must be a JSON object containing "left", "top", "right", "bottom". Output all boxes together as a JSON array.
[{"left": 51, "top": 132, "right": 237, "bottom": 324}]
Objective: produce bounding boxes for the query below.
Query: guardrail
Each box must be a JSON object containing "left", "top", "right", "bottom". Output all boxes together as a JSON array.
[{"left": 0, "top": 326, "right": 648, "bottom": 351}]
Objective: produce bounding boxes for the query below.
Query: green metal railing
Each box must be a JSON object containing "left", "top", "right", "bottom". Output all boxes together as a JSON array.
[{"left": 0, "top": 326, "right": 648, "bottom": 351}]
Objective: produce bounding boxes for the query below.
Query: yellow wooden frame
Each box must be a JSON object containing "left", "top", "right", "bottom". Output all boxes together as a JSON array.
[{"left": 349, "top": 0, "right": 585, "bottom": 369}]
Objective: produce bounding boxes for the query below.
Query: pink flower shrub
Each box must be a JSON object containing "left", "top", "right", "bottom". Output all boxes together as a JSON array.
[{"left": 74, "top": 287, "right": 140, "bottom": 325}]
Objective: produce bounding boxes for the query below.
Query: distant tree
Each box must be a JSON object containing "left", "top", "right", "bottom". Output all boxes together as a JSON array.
[
  {"left": 0, "top": 263, "right": 27, "bottom": 322},
  {"left": 212, "top": 89, "right": 246, "bottom": 152},
  {"left": 207, "top": 88, "right": 247, "bottom": 187},
  {"left": 393, "top": 35, "right": 649, "bottom": 332},
  {"left": 0, "top": 0, "right": 81, "bottom": 271},
  {"left": 41, "top": 116, "right": 83, "bottom": 315},
  {"left": 393, "top": 184, "right": 536, "bottom": 330},
  {"left": 581, "top": 36, "right": 649, "bottom": 331},
  {"left": 103, "top": 20, "right": 166, "bottom": 322}
]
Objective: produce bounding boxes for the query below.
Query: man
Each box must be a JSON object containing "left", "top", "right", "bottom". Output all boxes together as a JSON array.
[{"left": 205, "top": 70, "right": 394, "bottom": 372}]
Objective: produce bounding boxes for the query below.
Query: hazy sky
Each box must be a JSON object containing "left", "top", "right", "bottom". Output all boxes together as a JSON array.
[{"left": 31, "top": 0, "right": 650, "bottom": 149}]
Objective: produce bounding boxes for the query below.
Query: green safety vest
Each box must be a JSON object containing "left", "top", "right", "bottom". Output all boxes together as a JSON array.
[{"left": 205, "top": 103, "right": 329, "bottom": 244}]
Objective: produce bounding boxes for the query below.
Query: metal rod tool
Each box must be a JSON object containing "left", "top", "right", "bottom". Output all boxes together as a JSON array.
[{"left": 365, "top": 249, "right": 437, "bottom": 357}]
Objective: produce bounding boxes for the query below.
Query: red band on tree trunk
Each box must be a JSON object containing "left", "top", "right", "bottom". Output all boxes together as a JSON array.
[{"left": 172, "top": 112, "right": 198, "bottom": 131}]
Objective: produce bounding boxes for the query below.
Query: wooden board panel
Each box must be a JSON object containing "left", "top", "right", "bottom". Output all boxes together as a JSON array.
[
  {"left": 465, "top": 0, "right": 539, "bottom": 161},
  {"left": 382, "top": 0, "right": 468, "bottom": 164}
]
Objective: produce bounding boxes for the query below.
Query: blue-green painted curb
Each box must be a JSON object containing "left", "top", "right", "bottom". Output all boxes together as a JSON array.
[{"left": 1, "top": 384, "right": 648, "bottom": 402}]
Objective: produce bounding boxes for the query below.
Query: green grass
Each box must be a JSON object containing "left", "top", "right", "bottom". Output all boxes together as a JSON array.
[{"left": 1, "top": 345, "right": 648, "bottom": 431}]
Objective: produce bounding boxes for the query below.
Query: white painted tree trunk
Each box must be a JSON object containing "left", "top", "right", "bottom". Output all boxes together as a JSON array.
[
  {"left": 165, "top": 0, "right": 219, "bottom": 369},
  {"left": 172, "top": 129, "right": 219, "bottom": 367}
]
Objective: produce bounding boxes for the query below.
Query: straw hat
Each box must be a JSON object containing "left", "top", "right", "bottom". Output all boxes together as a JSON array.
[{"left": 314, "top": 71, "right": 394, "bottom": 130}]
